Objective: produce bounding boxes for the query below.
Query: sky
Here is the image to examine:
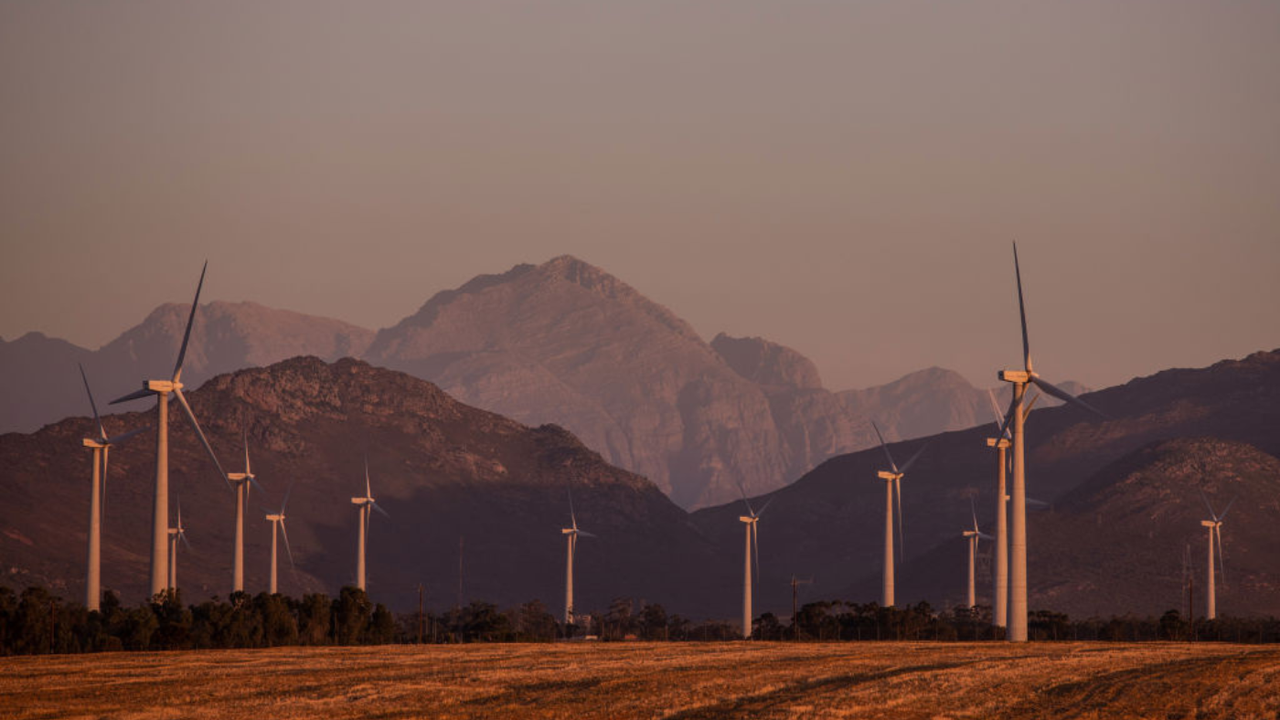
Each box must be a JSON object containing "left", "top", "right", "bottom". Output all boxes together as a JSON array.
[{"left": 1, "top": 1, "right": 1278, "bottom": 392}]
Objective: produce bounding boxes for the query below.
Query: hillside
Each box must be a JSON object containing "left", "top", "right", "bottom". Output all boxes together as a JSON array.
[{"left": 0, "top": 357, "right": 721, "bottom": 615}]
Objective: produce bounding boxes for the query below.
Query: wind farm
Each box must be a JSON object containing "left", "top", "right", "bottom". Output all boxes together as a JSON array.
[{"left": 3, "top": 2, "right": 1280, "bottom": 716}]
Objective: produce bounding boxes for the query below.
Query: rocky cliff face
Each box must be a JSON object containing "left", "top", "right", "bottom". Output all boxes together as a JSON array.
[{"left": 365, "top": 256, "right": 869, "bottom": 509}]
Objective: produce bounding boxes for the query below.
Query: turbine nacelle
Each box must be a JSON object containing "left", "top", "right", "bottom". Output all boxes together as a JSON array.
[
  {"left": 985, "top": 437, "right": 1010, "bottom": 449},
  {"left": 351, "top": 497, "right": 373, "bottom": 505},
  {"left": 738, "top": 515, "right": 758, "bottom": 524},
  {"left": 1201, "top": 519, "right": 1220, "bottom": 528},
  {"left": 877, "top": 470, "right": 901, "bottom": 481}
]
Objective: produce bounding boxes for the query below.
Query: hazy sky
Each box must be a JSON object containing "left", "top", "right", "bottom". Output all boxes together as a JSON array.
[{"left": 2, "top": 1, "right": 1277, "bottom": 391}]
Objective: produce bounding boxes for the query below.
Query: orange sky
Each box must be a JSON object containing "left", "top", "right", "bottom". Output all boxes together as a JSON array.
[{"left": 2, "top": 2, "right": 1278, "bottom": 390}]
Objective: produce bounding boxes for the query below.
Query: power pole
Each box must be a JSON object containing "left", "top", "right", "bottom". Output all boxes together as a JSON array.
[
  {"left": 417, "top": 584, "right": 424, "bottom": 645},
  {"left": 790, "top": 575, "right": 812, "bottom": 641}
]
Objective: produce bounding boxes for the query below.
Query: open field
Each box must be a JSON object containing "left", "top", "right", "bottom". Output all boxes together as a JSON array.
[{"left": 3, "top": 642, "right": 1279, "bottom": 720}]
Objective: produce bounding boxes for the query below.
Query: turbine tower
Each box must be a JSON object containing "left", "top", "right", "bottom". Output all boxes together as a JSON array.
[
  {"left": 1199, "top": 491, "right": 1234, "bottom": 621},
  {"left": 962, "top": 498, "right": 993, "bottom": 609},
  {"left": 226, "top": 434, "right": 263, "bottom": 594},
  {"left": 737, "top": 485, "right": 771, "bottom": 639},
  {"left": 167, "top": 499, "right": 190, "bottom": 593},
  {"left": 561, "top": 488, "right": 595, "bottom": 626},
  {"left": 985, "top": 388, "right": 1038, "bottom": 628},
  {"left": 264, "top": 485, "right": 295, "bottom": 595},
  {"left": 110, "top": 261, "right": 230, "bottom": 598},
  {"left": 871, "top": 421, "right": 926, "bottom": 609},
  {"left": 351, "top": 458, "right": 388, "bottom": 591},
  {"left": 79, "top": 364, "right": 145, "bottom": 612},
  {"left": 996, "top": 243, "right": 1104, "bottom": 642}
]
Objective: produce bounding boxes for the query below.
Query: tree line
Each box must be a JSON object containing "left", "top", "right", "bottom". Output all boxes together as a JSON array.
[{"left": 1, "top": 585, "right": 1277, "bottom": 656}]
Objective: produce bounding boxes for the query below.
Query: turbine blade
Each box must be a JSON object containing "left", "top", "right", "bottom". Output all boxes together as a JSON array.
[
  {"left": 1022, "top": 391, "right": 1042, "bottom": 420},
  {"left": 899, "top": 441, "right": 929, "bottom": 474},
  {"left": 970, "top": 496, "right": 979, "bottom": 533},
  {"left": 105, "top": 426, "right": 148, "bottom": 445},
  {"left": 365, "top": 456, "right": 372, "bottom": 498},
  {"left": 180, "top": 532, "right": 192, "bottom": 551},
  {"left": 243, "top": 432, "right": 251, "bottom": 476},
  {"left": 1198, "top": 488, "right": 1217, "bottom": 521},
  {"left": 110, "top": 387, "right": 153, "bottom": 405},
  {"left": 752, "top": 522, "right": 760, "bottom": 585},
  {"left": 1216, "top": 525, "right": 1226, "bottom": 587},
  {"left": 997, "top": 393, "right": 1018, "bottom": 440},
  {"left": 1013, "top": 242, "right": 1031, "bottom": 373},
  {"left": 986, "top": 388, "right": 1004, "bottom": 431},
  {"left": 79, "top": 364, "right": 106, "bottom": 440},
  {"left": 755, "top": 497, "right": 774, "bottom": 517},
  {"left": 371, "top": 501, "right": 390, "bottom": 518},
  {"left": 978, "top": 532, "right": 995, "bottom": 541},
  {"left": 172, "top": 260, "right": 207, "bottom": 382},
  {"left": 280, "top": 520, "right": 295, "bottom": 569},
  {"left": 895, "top": 476, "right": 905, "bottom": 559},
  {"left": 280, "top": 483, "right": 293, "bottom": 514},
  {"left": 736, "top": 481, "right": 756, "bottom": 517},
  {"left": 871, "top": 421, "right": 899, "bottom": 473},
  {"left": 1029, "top": 376, "right": 1106, "bottom": 419},
  {"left": 577, "top": 530, "right": 597, "bottom": 539},
  {"left": 100, "top": 446, "right": 109, "bottom": 521},
  {"left": 568, "top": 488, "right": 577, "bottom": 529},
  {"left": 1219, "top": 496, "right": 1237, "bottom": 521},
  {"left": 173, "top": 388, "right": 231, "bottom": 491}
]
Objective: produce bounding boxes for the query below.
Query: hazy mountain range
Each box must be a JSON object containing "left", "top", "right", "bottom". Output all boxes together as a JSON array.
[
  {"left": 0, "top": 255, "right": 1082, "bottom": 510},
  {"left": 1, "top": 349, "right": 1277, "bottom": 620}
]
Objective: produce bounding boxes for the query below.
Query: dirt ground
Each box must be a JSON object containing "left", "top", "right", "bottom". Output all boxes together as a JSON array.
[{"left": 2, "top": 642, "right": 1278, "bottom": 719}]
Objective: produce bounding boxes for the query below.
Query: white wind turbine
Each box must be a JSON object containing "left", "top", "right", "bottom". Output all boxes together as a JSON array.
[
  {"left": 962, "top": 497, "right": 994, "bottom": 609},
  {"left": 1199, "top": 491, "right": 1234, "bottom": 621},
  {"left": 984, "top": 387, "right": 1039, "bottom": 629},
  {"left": 167, "top": 498, "right": 191, "bottom": 593},
  {"left": 351, "top": 458, "right": 388, "bottom": 592},
  {"left": 264, "top": 484, "right": 295, "bottom": 595},
  {"left": 738, "top": 484, "right": 771, "bottom": 639},
  {"left": 561, "top": 488, "right": 595, "bottom": 626},
  {"left": 871, "top": 422, "right": 927, "bottom": 609},
  {"left": 995, "top": 242, "right": 1105, "bottom": 642},
  {"left": 78, "top": 364, "right": 146, "bottom": 612},
  {"left": 110, "top": 261, "right": 230, "bottom": 598},
  {"left": 226, "top": 434, "right": 264, "bottom": 594}
]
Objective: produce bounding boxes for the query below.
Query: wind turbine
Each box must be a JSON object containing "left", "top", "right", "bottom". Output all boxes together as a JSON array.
[
  {"left": 738, "top": 484, "right": 771, "bottom": 639},
  {"left": 962, "top": 497, "right": 994, "bottom": 609},
  {"left": 996, "top": 243, "right": 1105, "bottom": 642},
  {"left": 351, "top": 458, "right": 388, "bottom": 591},
  {"left": 984, "top": 388, "right": 1039, "bottom": 628},
  {"left": 79, "top": 364, "right": 146, "bottom": 612},
  {"left": 264, "top": 484, "right": 295, "bottom": 595},
  {"left": 167, "top": 498, "right": 190, "bottom": 593},
  {"left": 110, "top": 261, "right": 230, "bottom": 598},
  {"left": 1199, "top": 491, "right": 1234, "bottom": 621},
  {"left": 871, "top": 421, "right": 926, "bottom": 608},
  {"left": 561, "top": 488, "right": 595, "bottom": 626},
  {"left": 226, "top": 434, "right": 264, "bottom": 594}
]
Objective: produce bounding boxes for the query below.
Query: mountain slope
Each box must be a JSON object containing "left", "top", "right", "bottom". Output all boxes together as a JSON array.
[
  {"left": 692, "top": 349, "right": 1280, "bottom": 619},
  {"left": 365, "top": 255, "right": 870, "bottom": 509},
  {"left": 0, "top": 357, "right": 722, "bottom": 615}
]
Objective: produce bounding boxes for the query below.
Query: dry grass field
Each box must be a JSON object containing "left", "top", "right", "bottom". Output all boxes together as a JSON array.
[{"left": 3, "top": 642, "right": 1279, "bottom": 720}]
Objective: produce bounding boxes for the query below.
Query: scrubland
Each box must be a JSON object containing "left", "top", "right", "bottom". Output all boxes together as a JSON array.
[{"left": 3, "top": 642, "right": 1278, "bottom": 719}]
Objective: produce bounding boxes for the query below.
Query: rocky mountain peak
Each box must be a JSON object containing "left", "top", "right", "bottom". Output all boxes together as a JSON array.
[{"left": 710, "top": 333, "right": 824, "bottom": 390}]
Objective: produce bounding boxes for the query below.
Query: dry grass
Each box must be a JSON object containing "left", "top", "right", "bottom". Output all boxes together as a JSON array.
[{"left": 3, "top": 642, "right": 1279, "bottom": 719}]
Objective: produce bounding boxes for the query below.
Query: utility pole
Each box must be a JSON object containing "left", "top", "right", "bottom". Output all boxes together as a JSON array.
[
  {"left": 790, "top": 575, "right": 812, "bottom": 641},
  {"left": 417, "top": 584, "right": 424, "bottom": 645}
]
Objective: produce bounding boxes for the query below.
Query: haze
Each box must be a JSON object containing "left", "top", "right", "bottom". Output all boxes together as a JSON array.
[{"left": 2, "top": 1, "right": 1277, "bottom": 391}]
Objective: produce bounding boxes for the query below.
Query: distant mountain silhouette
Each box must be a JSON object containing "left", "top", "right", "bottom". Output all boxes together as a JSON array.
[{"left": 0, "top": 302, "right": 374, "bottom": 433}]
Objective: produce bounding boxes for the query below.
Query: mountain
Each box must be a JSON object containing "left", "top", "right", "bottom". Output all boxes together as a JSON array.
[
  {"left": 837, "top": 367, "right": 1090, "bottom": 442},
  {"left": 0, "top": 302, "right": 375, "bottom": 434},
  {"left": 691, "top": 349, "right": 1280, "bottom": 619},
  {"left": 0, "top": 357, "right": 723, "bottom": 615},
  {"left": 365, "top": 256, "right": 871, "bottom": 509}
]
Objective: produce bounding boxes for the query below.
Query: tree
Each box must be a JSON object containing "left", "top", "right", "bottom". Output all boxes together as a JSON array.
[
  {"left": 334, "top": 587, "right": 373, "bottom": 646},
  {"left": 638, "top": 602, "right": 668, "bottom": 641},
  {"left": 516, "top": 600, "right": 557, "bottom": 642},
  {"left": 297, "top": 593, "right": 332, "bottom": 645}
]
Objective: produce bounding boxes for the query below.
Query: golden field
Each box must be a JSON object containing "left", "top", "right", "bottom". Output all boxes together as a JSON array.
[{"left": 3, "top": 642, "right": 1278, "bottom": 719}]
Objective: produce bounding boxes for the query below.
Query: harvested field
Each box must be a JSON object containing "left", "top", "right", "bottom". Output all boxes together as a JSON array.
[{"left": 3, "top": 642, "right": 1278, "bottom": 719}]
